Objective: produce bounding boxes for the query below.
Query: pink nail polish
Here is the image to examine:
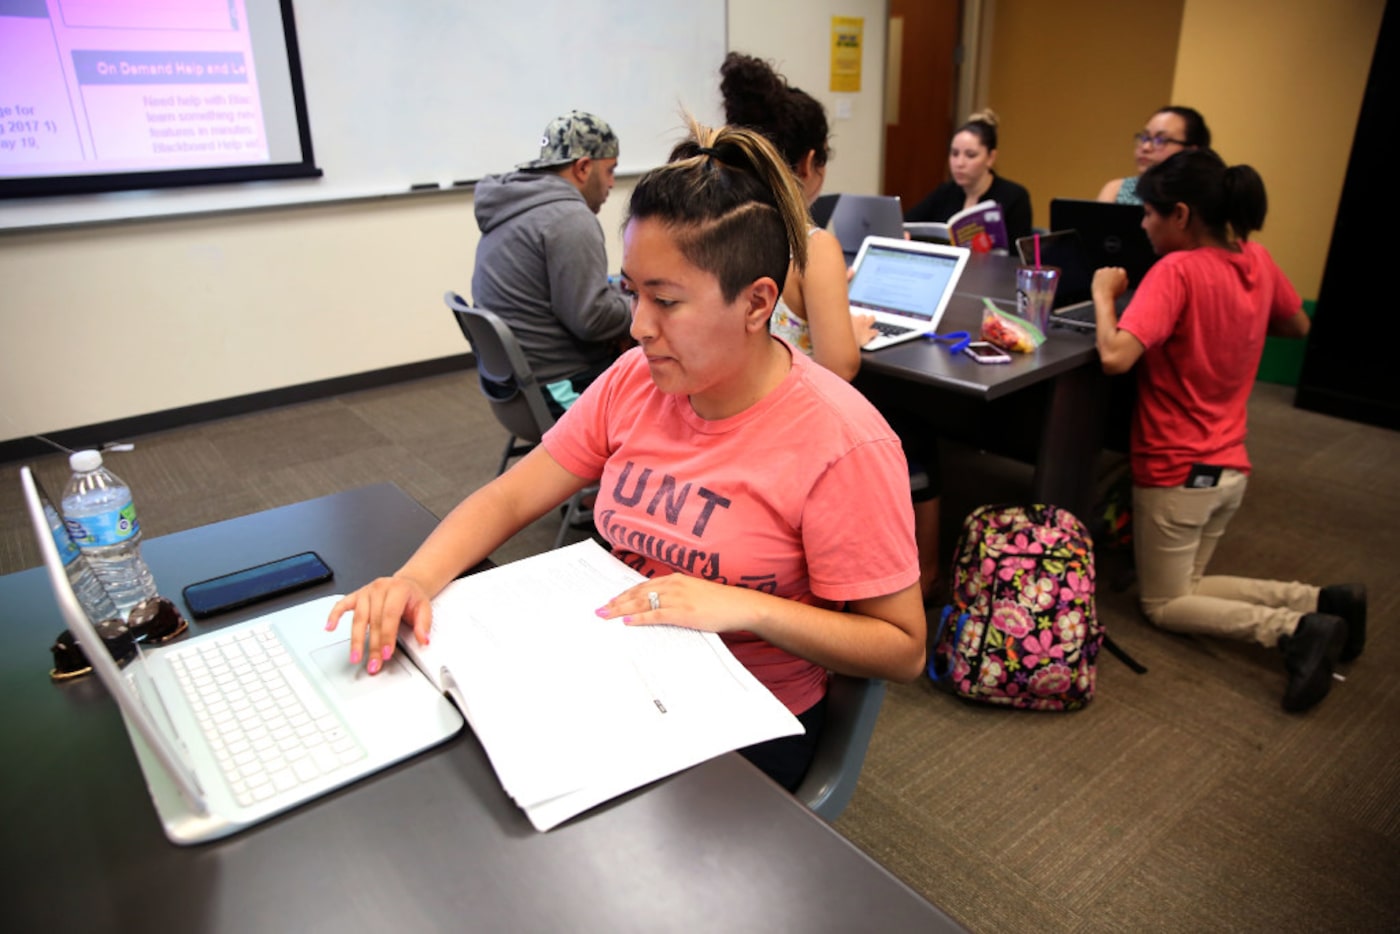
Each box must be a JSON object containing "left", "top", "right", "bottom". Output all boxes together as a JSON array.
[
  {"left": 368, "top": 657, "right": 381, "bottom": 675},
  {"left": 382, "top": 645, "right": 393, "bottom": 661},
  {"left": 350, "top": 648, "right": 362, "bottom": 665},
  {"left": 595, "top": 607, "right": 609, "bottom": 617},
  {"left": 622, "top": 615, "right": 632, "bottom": 624}
]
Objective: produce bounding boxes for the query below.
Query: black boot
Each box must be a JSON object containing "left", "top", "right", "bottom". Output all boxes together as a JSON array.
[
  {"left": 1318, "top": 584, "right": 1366, "bottom": 663},
  {"left": 1280, "top": 613, "right": 1346, "bottom": 713}
]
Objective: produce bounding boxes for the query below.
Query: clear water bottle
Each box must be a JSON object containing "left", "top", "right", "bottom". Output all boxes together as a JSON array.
[
  {"left": 42, "top": 498, "right": 120, "bottom": 623},
  {"left": 61, "top": 450, "right": 158, "bottom": 619}
]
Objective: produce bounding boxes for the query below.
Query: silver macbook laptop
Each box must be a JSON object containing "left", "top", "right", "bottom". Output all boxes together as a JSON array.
[
  {"left": 20, "top": 466, "right": 463, "bottom": 845},
  {"left": 849, "top": 236, "right": 971, "bottom": 351},
  {"left": 830, "top": 194, "right": 904, "bottom": 261}
]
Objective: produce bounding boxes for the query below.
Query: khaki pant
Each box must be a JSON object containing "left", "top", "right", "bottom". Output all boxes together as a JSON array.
[{"left": 1133, "top": 470, "right": 1319, "bottom": 647}]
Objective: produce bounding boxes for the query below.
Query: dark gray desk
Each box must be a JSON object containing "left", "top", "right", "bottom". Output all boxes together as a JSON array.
[
  {"left": 0, "top": 484, "right": 960, "bottom": 933},
  {"left": 950, "top": 248, "right": 1023, "bottom": 302},
  {"left": 858, "top": 252, "right": 1107, "bottom": 517}
]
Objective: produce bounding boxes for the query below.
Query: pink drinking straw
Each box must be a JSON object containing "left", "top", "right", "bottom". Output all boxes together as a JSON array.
[{"left": 1034, "top": 233, "right": 1041, "bottom": 268}]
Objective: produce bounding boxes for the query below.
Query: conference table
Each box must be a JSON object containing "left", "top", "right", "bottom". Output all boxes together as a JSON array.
[
  {"left": 0, "top": 483, "right": 961, "bottom": 932},
  {"left": 857, "top": 251, "right": 1109, "bottom": 519}
]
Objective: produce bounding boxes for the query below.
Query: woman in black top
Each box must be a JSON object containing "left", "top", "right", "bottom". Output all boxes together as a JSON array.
[{"left": 905, "top": 109, "right": 1032, "bottom": 245}]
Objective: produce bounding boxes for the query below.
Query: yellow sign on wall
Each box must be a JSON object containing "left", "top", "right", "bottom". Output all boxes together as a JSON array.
[{"left": 830, "top": 17, "right": 863, "bottom": 93}]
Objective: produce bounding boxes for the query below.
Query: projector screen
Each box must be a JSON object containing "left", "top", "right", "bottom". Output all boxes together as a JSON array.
[
  {"left": 1, "top": 1, "right": 727, "bottom": 230},
  {"left": 0, "top": 0, "right": 318, "bottom": 198}
]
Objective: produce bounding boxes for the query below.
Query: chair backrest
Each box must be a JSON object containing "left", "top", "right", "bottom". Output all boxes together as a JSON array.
[
  {"left": 795, "top": 675, "right": 886, "bottom": 822},
  {"left": 445, "top": 291, "right": 558, "bottom": 444}
]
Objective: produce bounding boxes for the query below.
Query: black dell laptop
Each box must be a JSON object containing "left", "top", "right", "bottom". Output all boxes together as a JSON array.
[
  {"left": 1049, "top": 199, "right": 1158, "bottom": 285},
  {"left": 1013, "top": 200, "right": 1159, "bottom": 332}
]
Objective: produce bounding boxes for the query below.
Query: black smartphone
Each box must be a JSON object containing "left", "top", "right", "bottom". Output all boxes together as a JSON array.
[
  {"left": 1184, "top": 464, "right": 1223, "bottom": 489},
  {"left": 182, "top": 551, "right": 334, "bottom": 619}
]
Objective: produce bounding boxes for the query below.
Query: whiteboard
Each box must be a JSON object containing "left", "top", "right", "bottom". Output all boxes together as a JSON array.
[{"left": 2, "top": 0, "right": 727, "bottom": 230}]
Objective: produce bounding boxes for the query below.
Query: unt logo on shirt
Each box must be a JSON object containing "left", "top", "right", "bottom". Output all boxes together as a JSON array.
[
  {"left": 599, "top": 460, "right": 733, "bottom": 581},
  {"left": 610, "top": 460, "right": 731, "bottom": 536}
]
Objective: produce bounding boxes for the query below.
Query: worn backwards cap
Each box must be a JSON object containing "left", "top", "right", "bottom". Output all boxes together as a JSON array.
[{"left": 517, "top": 111, "right": 619, "bottom": 170}]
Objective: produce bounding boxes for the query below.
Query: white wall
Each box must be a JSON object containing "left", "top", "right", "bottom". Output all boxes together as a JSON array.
[
  {"left": 0, "top": 0, "right": 887, "bottom": 445},
  {"left": 728, "top": 1, "right": 888, "bottom": 197}
]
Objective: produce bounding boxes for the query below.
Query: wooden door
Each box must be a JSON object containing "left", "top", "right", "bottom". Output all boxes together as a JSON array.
[{"left": 884, "top": 0, "right": 961, "bottom": 210}]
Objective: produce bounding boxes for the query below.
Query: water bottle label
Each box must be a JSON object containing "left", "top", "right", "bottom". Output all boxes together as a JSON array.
[
  {"left": 45, "top": 505, "right": 82, "bottom": 566},
  {"left": 65, "top": 501, "right": 140, "bottom": 547},
  {"left": 51, "top": 525, "right": 82, "bottom": 566}
]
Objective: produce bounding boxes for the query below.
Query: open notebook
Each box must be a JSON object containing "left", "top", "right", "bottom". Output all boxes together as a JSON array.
[
  {"left": 402, "top": 540, "right": 803, "bottom": 831},
  {"left": 21, "top": 466, "right": 464, "bottom": 845}
]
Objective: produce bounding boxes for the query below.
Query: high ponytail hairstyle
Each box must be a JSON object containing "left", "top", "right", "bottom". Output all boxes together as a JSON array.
[
  {"left": 626, "top": 117, "right": 810, "bottom": 302},
  {"left": 1137, "top": 149, "right": 1268, "bottom": 242}
]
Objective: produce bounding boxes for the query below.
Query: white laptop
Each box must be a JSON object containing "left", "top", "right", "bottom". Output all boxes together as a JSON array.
[
  {"left": 829, "top": 194, "right": 904, "bottom": 261},
  {"left": 20, "top": 466, "right": 463, "bottom": 845},
  {"left": 849, "top": 236, "right": 971, "bottom": 351}
]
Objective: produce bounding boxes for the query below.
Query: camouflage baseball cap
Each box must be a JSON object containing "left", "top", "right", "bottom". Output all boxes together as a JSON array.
[{"left": 517, "top": 111, "right": 619, "bottom": 170}]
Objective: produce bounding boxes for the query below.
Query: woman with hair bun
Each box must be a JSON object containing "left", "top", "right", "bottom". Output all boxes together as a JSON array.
[
  {"left": 878, "top": 108, "right": 1035, "bottom": 601},
  {"left": 1092, "top": 149, "right": 1365, "bottom": 713},
  {"left": 905, "top": 109, "right": 1033, "bottom": 244},
  {"left": 1097, "top": 105, "right": 1211, "bottom": 205},
  {"left": 720, "top": 51, "right": 875, "bottom": 381},
  {"left": 330, "top": 119, "right": 926, "bottom": 790}
]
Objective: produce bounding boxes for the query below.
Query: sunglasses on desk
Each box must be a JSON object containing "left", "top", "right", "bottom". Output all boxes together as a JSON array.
[{"left": 49, "top": 596, "right": 189, "bottom": 681}]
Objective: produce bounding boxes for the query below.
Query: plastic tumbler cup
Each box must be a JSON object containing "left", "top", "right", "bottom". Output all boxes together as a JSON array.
[{"left": 1015, "top": 265, "right": 1059, "bottom": 337}]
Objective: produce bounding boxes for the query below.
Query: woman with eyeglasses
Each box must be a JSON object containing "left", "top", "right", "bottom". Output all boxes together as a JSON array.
[{"left": 1097, "top": 106, "right": 1211, "bottom": 205}]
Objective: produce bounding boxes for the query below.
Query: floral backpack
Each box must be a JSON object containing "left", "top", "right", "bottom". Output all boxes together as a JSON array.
[{"left": 929, "top": 504, "right": 1103, "bottom": 711}]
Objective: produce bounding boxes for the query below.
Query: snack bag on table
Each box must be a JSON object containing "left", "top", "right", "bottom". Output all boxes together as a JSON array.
[{"left": 980, "top": 299, "right": 1046, "bottom": 353}]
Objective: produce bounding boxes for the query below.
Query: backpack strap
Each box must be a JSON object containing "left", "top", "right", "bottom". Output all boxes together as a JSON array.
[
  {"left": 928, "top": 605, "right": 969, "bottom": 682},
  {"left": 1102, "top": 634, "right": 1148, "bottom": 674}
]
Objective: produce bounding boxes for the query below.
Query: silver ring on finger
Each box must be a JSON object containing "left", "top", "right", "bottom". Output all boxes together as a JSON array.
[{"left": 647, "top": 591, "right": 661, "bottom": 611}]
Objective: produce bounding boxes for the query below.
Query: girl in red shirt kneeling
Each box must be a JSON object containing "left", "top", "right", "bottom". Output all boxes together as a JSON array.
[{"left": 1091, "top": 149, "right": 1365, "bottom": 713}]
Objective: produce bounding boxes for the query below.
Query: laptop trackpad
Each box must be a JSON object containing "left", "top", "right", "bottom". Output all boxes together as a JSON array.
[{"left": 310, "top": 642, "right": 417, "bottom": 698}]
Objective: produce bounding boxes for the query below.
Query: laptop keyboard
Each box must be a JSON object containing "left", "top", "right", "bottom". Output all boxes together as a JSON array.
[
  {"left": 167, "top": 625, "right": 365, "bottom": 808},
  {"left": 871, "top": 320, "right": 914, "bottom": 337}
]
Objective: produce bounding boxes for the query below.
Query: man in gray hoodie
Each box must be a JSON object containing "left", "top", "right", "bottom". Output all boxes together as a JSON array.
[{"left": 472, "top": 111, "right": 631, "bottom": 414}]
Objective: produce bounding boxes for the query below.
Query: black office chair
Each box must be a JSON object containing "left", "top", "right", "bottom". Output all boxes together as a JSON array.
[
  {"left": 795, "top": 675, "right": 886, "bottom": 822},
  {"left": 809, "top": 192, "right": 840, "bottom": 229},
  {"left": 445, "top": 291, "right": 592, "bottom": 548}
]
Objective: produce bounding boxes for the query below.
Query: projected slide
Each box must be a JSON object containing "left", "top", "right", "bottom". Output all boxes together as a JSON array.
[{"left": 1, "top": 0, "right": 270, "bottom": 178}]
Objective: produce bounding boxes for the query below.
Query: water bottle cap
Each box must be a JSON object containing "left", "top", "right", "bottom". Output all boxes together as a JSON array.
[{"left": 69, "top": 450, "right": 103, "bottom": 472}]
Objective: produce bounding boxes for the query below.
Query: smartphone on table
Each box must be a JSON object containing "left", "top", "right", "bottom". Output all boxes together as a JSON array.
[
  {"left": 964, "top": 341, "right": 1012, "bottom": 364},
  {"left": 181, "top": 551, "right": 334, "bottom": 619}
]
